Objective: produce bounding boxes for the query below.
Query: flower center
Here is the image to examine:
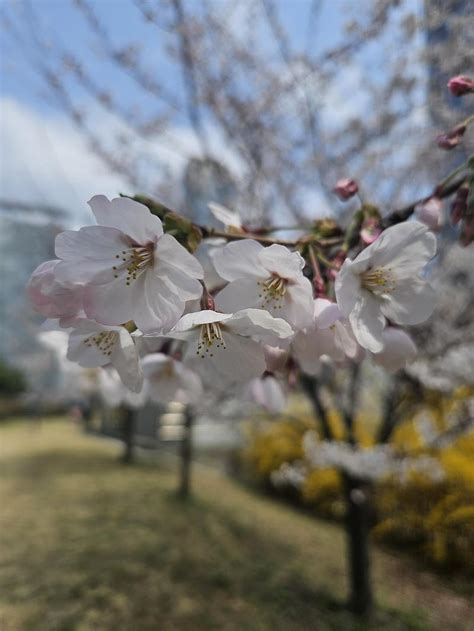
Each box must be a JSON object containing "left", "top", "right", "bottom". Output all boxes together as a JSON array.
[
  {"left": 113, "top": 242, "right": 155, "bottom": 285},
  {"left": 83, "top": 331, "right": 118, "bottom": 356},
  {"left": 196, "top": 322, "right": 226, "bottom": 358},
  {"left": 258, "top": 275, "right": 287, "bottom": 310},
  {"left": 360, "top": 267, "right": 396, "bottom": 295}
]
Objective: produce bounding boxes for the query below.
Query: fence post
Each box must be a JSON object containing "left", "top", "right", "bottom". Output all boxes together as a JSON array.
[
  {"left": 120, "top": 405, "right": 136, "bottom": 464},
  {"left": 178, "top": 406, "right": 194, "bottom": 498}
]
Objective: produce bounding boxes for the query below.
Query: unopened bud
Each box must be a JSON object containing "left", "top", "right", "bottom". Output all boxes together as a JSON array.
[
  {"left": 447, "top": 75, "right": 474, "bottom": 97},
  {"left": 436, "top": 124, "right": 466, "bottom": 150},
  {"left": 333, "top": 178, "right": 359, "bottom": 200},
  {"left": 360, "top": 217, "right": 382, "bottom": 244},
  {"left": 460, "top": 216, "right": 474, "bottom": 247},
  {"left": 415, "top": 197, "right": 443, "bottom": 231},
  {"left": 328, "top": 251, "right": 347, "bottom": 281}
]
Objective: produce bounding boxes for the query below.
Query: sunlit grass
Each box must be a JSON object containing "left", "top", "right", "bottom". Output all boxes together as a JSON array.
[{"left": 0, "top": 419, "right": 472, "bottom": 630}]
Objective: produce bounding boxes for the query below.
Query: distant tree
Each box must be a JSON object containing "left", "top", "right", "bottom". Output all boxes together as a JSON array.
[{"left": 0, "top": 357, "right": 27, "bottom": 397}]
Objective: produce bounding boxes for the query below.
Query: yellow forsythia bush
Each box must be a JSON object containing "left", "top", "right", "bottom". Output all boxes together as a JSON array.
[{"left": 242, "top": 393, "right": 474, "bottom": 574}]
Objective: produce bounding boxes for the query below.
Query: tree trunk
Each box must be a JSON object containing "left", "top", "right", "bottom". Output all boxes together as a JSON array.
[
  {"left": 343, "top": 473, "right": 373, "bottom": 617},
  {"left": 120, "top": 406, "right": 136, "bottom": 464},
  {"left": 178, "top": 407, "right": 193, "bottom": 498}
]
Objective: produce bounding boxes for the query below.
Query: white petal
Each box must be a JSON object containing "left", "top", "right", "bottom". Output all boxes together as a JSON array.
[
  {"left": 67, "top": 332, "right": 112, "bottom": 368},
  {"left": 370, "top": 221, "right": 437, "bottom": 272},
  {"left": 83, "top": 275, "right": 138, "bottom": 326},
  {"left": 227, "top": 308, "right": 293, "bottom": 344},
  {"left": 134, "top": 274, "right": 186, "bottom": 333},
  {"left": 372, "top": 327, "right": 417, "bottom": 373},
  {"left": 335, "top": 260, "right": 362, "bottom": 317},
  {"left": 381, "top": 280, "right": 436, "bottom": 325},
  {"left": 211, "top": 239, "right": 266, "bottom": 281},
  {"left": 173, "top": 310, "right": 232, "bottom": 332},
  {"left": 281, "top": 277, "right": 314, "bottom": 329},
  {"left": 111, "top": 328, "right": 143, "bottom": 392},
  {"left": 313, "top": 299, "right": 342, "bottom": 329},
  {"left": 184, "top": 331, "right": 265, "bottom": 388},
  {"left": 155, "top": 233, "right": 203, "bottom": 279},
  {"left": 293, "top": 330, "right": 325, "bottom": 374},
  {"left": 208, "top": 202, "right": 242, "bottom": 228},
  {"left": 55, "top": 226, "right": 127, "bottom": 283},
  {"left": 246, "top": 376, "right": 286, "bottom": 414},
  {"left": 333, "top": 320, "right": 359, "bottom": 359},
  {"left": 258, "top": 244, "right": 305, "bottom": 280},
  {"left": 349, "top": 294, "right": 385, "bottom": 353},
  {"left": 215, "top": 277, "right": 261, "bottom": 313},
  {"left": 88, "top": 195, "right": 163, "bottom": 243}
]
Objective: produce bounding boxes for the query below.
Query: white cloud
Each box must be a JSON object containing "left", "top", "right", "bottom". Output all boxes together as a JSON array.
[
  {"left": 0, "top": 97, "right": 131, "bottom": 225},
  {"left": 0, "top": 97, "right": 246, "bottom": 226}
]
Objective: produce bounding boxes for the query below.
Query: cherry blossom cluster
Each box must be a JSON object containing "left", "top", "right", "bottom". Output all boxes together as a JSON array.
[
  {"left": 27, "top": 190, "right": 441, "bottom": 409},
  {"left": 26, "top": 73, "right": 474, "bottom": 411},
  {"left": 271, "top": 432, "right": 444, "bottom": 487}
]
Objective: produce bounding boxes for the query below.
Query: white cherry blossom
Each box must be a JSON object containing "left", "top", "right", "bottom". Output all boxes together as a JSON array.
[
  {"left": 54, "top": 195, "right": 204, "bottom": 333},
  {"left": 142, "top": 353, "right": 203, "bottom": 405},
  {"left": 335, "top": 221, "right": 437, "bottom": 353},
  {"left": 293, "top": 299, "right": 359, "bottom": 375},
  {"left": 27, "top": 260, "right": 84, "bottom": 319},
  {"left": 212, "top": 240, "right": 314, "bottom": 330},
  {"left": 371, "top": 327, "right": 417, "bottom": 373},
  {"left": 66, "top": 317, "right": 143, "bottom": 392},
  {"left": 170, "top": 308, "right": 293, "bottom": 389}
]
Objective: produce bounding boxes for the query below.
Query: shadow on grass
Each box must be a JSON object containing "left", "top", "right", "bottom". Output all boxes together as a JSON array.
[{"left": 1, "top": 443, "right": 427, "bottom": 630}]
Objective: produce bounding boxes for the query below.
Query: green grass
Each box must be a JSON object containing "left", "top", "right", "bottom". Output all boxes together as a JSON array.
[{"left": 0, "top": 420, "right": 472, "bottom": 630}]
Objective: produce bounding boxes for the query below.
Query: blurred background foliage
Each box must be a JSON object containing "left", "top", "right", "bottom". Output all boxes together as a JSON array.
[{"left": 243, "top": 387, "right": 474, "bottom": 574}]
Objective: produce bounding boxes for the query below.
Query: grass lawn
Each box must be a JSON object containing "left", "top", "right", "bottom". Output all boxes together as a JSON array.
[{"left": 0, "top": 419, "right": 473, "bottom": 630}]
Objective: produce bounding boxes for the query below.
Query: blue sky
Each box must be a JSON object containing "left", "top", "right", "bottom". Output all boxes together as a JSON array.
[{"left": 0, "top": 1, "right": 421, "bottom": 224}]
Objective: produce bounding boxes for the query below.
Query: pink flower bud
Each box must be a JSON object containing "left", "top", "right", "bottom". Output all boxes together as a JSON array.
[
  {"left": 360, "top": 217, "right": 382, "bottom": 244},
  {"left": 333, "top": 178, "right": 358, "bottom": 200},
  {"left": 436, "top": 124, "right": 466, "bottom": 150},
  {"left": 447, "top": 75, "right": 474, "bottom": 97},
  {"left": 27, "top": 260, "right": 84, "bottom": 318},
  {"left": 415, "top": 197, "right": 443, "bottom": 231}
]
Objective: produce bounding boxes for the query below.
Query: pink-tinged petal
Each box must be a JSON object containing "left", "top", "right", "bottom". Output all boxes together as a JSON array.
[
  {"left": 174, "top": 310, "right": 232, "bottom": 332},
  {"left": 211, "top": 239, "right": 266, "bottom": 281},
  {"left": 349, "top": 294, "right": 385, "bottom": 353},
  {"left": 246, "top": 376, "right": 286, "bottom": 414},
  {"left": 227, "top": 308, "right": 293, "bottom": 344},
  {"left": 215, "top": 277, "right": 261, "bottom": 313},
  {"left": 154, "top": 233, "right": 203, "bottom": 279},
  {"left": 27, "top": 260, "right": 84, "bottom": 318},
  {"left": 111, "top": 328, "right": 143, "bottom": 392},
  {"left": 381, "top": 280, "right": 436, "bottom": 325},
  {"left": 88, "top": 195, "right": 163, "bottom": 243},
  {"left": 335, "top": 261, "right": 361, "bottom": 317},
  {"left": 281, "top": 277, "right": 314, "bottom": 329},
  {"left": 372, "top": 327, "right": 417, "bottom": 373},
  {"left": 313, "top": 299, "right": 342, "bottom": 329},
  {"left": 258, "top": 244, "right": 305, "bottom": 280}
]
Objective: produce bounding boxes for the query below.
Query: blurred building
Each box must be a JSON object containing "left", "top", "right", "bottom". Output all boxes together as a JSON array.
[{"left": 0, "top": 210, "right": 62, "bottom": 393}]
